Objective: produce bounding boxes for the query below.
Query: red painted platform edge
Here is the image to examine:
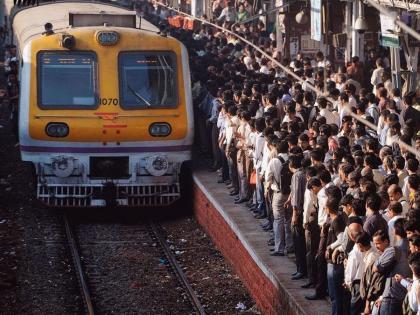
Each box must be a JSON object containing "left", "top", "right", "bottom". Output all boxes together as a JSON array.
[{"left": 192, "top": 182, "right": 305, "bottom": 315}]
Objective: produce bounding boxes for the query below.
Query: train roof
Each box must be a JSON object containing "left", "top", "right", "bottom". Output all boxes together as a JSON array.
[{"left": 6, "top": 1, "right": 158, "bottom": 48}]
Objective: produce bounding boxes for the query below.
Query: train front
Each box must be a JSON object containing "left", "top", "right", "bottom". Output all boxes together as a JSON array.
[{"left": 16, "top": 8, "right": 193, "bottom": 207}]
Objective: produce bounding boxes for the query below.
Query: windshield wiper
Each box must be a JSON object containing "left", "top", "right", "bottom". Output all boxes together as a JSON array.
[{"left": 127, "top": 84, "right": 152, "bottom": 108}]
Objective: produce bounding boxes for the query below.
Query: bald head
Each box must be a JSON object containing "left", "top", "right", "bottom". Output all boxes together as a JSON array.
[
  {"left": 387, "top": 184, "right": 402, "bottom": 202},
  {"left": 348, "top": 222, "right": 364, "bottom": 242}
]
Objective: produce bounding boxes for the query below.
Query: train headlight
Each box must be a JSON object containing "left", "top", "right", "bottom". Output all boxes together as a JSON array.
[
  {"left": 46, "top": 123, "right": 69, "bottom": 137},
  {"left": 51, "top": 156, "right": 75, "bottom": 178},
  {"left": 149, "top": 123, "right": 171, "bottom": 137},
  {"left": 146, "top": 155, "right": 169, "bottom": 177}
]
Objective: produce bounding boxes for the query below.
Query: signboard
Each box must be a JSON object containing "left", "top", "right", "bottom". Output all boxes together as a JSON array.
[
  {"left": 310, "top": 0, "right": 322, "bottom": 42},
  {"left": 379, "top": 13, "right": 399, "bottom": 48},
  {"left": 301, "top": 34, "right": 320, "bottom": 53}
]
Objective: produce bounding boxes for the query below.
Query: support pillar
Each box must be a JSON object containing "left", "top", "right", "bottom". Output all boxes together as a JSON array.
[
  {"left": 275, "top": 0, "right": 285, "bottom": 55},
  {"left": 402, "top": 14, "right": 419, "bottom": 94},
  {"left": 351, "top": 0, "right": 360, "bottom": 59},
  {"left": 390, "top": 47, "right": 402, "bottom": 90},
  {"left": 345, "top": 0, "right": 352, "bottom": 63},
  {"left": 191, "top": 0, "right": 204, "bottom": 17}
]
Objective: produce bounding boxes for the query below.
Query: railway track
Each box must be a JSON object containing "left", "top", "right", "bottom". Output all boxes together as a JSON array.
[
  {"left": 63, "top": 215, "right": 95, "bottom": 315},
  {"left": 63, "top": 213, "right": 206, "bottom": 314}
]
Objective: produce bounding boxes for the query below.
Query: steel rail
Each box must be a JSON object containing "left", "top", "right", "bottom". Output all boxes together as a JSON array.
[
  {"left": 149, "top": 221, "right": 206, "bottom": 315},
  {"left": 63, "top": 214, "right": 95, "bottom": 315}
]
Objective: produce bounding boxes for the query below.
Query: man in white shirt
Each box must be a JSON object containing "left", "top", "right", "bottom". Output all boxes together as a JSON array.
[
  {"left": 338, "top": 93, "right": 351, "bottom": 129},
  {"left": 388, "top": 184, "right": 409, "bottom": 216},
  {"left": 343, "top": 222, "right": 365, "bottom": 314},
  {"left": 318, "top": 97, "right": 339, "bottom": 126},
  {"left": 366, "top": 93, "right": 380, "bottom": 125},
  {"left": 317, "top": 170, "right": 333, "bottom": 229},
  {"left": 225, "top": 106, "right": 240, "bottom": 196},
  {"left": 354, "top": 231, "right": 380, "bottom": 314},
  {"left": 315, "top": 51, "right": 331, "bottom": 69},
  {"left": 371, "top": 58, "right": 385, "bottom": 95},
  {"left": 302, "top": 176, "right": 322, "bottom": 288},
  {"left": 386, "top": 201, "right": 404, "bottom": 246},
  {"left": 252, "top": 118, "right": 267, "bottom": 216},
  {"left": 266, "top": 140, "right": 293, "bottom": 256}
]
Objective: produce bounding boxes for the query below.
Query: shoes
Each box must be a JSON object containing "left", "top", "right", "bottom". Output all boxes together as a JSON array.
[
  {"left": 304, "top": 293, "right": 324, "bottom": 300},
  {"left": 262, "top": 226, "right": 272, "bottom": 232},
  {"left": 291, "top": 271, "right": 299, "bottom": 277},
  {"left": 229, "top": 190, "right": 239, "bottom": 196},
  {"left": 234, "top": 198, "right": 248, "bottom": 204},
  {"left": 217, "top": 179, "right": 225, "bottom": 184},
  {"left": 291, "top": 273, "right": 306, "bottom": 280},
  {"left": 267, "top": 239, "right": 275, "bottom": 246},
  {"left": 301, "top": 282, "right": 315, "bottom": 289},
  {"left": 270, "top": 251, "right": 285, "bottom": 256}
]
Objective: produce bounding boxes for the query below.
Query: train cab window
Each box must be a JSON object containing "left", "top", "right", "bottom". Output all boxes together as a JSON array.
[
  {"left": 38, "top": 52, "right": 97, "bottom": 108},
  {"left": 119, "top": 52, "right": 177, "bottom": 109}
]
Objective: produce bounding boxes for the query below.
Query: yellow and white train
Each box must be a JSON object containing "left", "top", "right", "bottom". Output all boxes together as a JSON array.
[{"left": 5, "top": 0, "right": 194, "bottom": 207}]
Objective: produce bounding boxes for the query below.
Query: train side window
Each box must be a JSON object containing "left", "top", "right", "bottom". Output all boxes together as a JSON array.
[
  {"left": 118, "top": 51, "right": 178, "bottom": 109},
  {"left": 37, "top": 51, "right": 98, "bottom": 109}
]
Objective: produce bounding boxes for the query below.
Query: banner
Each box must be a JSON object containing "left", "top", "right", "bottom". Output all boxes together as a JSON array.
[
  {"left": 311, "top": 0, "right": 322, "bottom": 42},
  {"left": 379, "top": 13, "right": 399, "bottom": 48}
]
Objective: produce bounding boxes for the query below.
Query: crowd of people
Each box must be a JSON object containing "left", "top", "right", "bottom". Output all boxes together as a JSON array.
[{"left": 138, "top": 1, "right": 420, "bottom": 314}]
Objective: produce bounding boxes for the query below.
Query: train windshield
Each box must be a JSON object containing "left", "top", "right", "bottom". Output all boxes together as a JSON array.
[
  {"left": 38, "top": 52, "right": 97, "bottom": 108},
  {"left": 119, "top": 52, "right": 177, "bottom": 109}
]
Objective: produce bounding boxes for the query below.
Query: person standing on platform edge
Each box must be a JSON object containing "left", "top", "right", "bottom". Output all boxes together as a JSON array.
[{"left": 285, "top": 154, "right": 307, "bottom": 280}]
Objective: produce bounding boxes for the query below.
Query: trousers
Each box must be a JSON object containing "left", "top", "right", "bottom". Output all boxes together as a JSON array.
[
  {"left": 272, "top": 192, "right": 292, "bottom": 253},
  {"left": 327, "top": 263, "right": 345, "bottom": 315},
  {"left": 226, "top": 146, "right": 239, "bottom": 192},
  {"left": 211, "top": 123, "right": 221, "bottom": 168},
  {"left": 305, "top": 221, "right": 320, "bottom": 284},
  {"left": 379, "top": 297, "right": 403, "bottom": 315},
  {"left": 292, "top": 213, "right": 306, "bottom": 275},
  {"left": 236, "top": 149, "right": 248, "bottom": 200}
]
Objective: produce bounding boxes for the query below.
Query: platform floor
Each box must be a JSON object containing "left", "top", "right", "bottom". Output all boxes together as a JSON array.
[{"left": 193, "top": 168, "right": 331, "bottom": 315}]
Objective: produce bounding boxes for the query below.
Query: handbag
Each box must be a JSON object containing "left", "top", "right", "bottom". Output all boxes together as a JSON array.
[{"left": 249, "top": 170, "right": 257, "bottom": 185}]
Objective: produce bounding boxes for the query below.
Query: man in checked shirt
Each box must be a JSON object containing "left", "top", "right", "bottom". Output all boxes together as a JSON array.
[{"left": 285, "top": 154, "right": 307, "bottom": 280}]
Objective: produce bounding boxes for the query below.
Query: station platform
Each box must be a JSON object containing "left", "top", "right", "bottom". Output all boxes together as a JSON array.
[{"left": 192, "top": 168, "right": 331, "bottom": 315}]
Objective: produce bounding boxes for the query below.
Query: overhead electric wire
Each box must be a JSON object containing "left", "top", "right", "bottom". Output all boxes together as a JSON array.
[{"left": 154, "top": 1, "right": 420, "bottom": 158}]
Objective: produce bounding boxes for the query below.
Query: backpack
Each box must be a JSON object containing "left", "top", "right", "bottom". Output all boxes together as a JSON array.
[{"left": 277, "top": 156, "right": 292, "bottom": 195}]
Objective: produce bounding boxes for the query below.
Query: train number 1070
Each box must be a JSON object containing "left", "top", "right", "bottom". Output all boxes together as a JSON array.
[{"left": 100, "top": 98, "right": 119, "bottom": 106}]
